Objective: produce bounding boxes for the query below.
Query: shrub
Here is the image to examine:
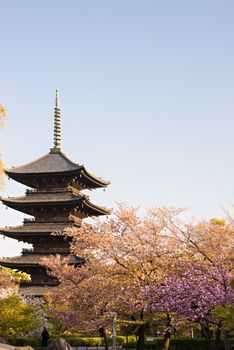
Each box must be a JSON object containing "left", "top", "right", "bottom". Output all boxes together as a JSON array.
[
  {"left": 60, "top": 336, "right": 126, "bottom": 347},
  {"left": 124, "top": 338, "right": 227, "bottom": 350},
  {"left": 10, "top": 337, "right": 40, "bottom": 348},
  {"left": 116, "top": 336, "right": 126, "bottom": 345},
  {"left": 60, "top": 337, "right": 105, "bottom": 347},
  {"left": 9, "top": 336, "right": 233, "bottom": 350}
]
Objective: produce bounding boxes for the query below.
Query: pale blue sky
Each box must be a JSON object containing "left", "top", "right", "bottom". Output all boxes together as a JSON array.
[{"left": 0, "top": 0, "right": 234, "bottom": 257}]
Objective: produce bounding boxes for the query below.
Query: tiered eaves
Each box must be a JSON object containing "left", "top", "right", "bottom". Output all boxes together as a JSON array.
[{"left": 0, "top": 91, "right": 110, "bottom": 296}]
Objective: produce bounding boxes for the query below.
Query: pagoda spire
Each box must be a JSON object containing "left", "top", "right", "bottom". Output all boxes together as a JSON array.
[{"left": 52, "top": 89, "right": 61, "bottom": 151}]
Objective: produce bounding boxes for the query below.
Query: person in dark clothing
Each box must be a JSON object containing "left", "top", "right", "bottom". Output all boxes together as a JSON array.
[{"left": 41, "top": 327, "right": 50, "bottom": 347}]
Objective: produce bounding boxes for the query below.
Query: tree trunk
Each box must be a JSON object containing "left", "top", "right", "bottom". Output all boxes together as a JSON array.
[
  {"left": 223, "top": 330, "right": 230, "bottom": 350},
  {"left": 103, "top": 333, "right": 108, "bottom": 350},
  {"left": 161, "top": 313, "right": 172, "bottom": 350},
  {"left": 190, "top": 327, "right": 194, "bottom": 339},
  {"left": 125, "top": 326, "right": 129, "bottom": 350},
  {"left": 136, "top": 310, "right": 145, "bottom": 350},
  {"left": 136, "top": 324, "right": 145, "bottom": 350},
  {"left": 215, "top": 322, "right": 222, "bottom": 350},
  {"left": 201, "top": 325, "right": 214, "bottom": 350}
]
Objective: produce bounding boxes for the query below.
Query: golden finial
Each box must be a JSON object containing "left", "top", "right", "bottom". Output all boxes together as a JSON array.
[
  {"left": 53, "top": 89, "right": 61, "bottom": 150},
  {"left": 56, "top": 88, "right": 60, "bottom": 109}
]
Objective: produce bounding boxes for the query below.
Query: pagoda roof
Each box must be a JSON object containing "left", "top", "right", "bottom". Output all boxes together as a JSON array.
[
  {"left": 1, "top": 192, "right": 110, "bottom": 216},
  {"left": 83, "top": 197, "right": 110, "bottom": 216},
  {"left": 80, "top": 168, "right": 110, "bottom": 188},
  {"left": 0, "top": 222, "right": 74, "bottom": 235},
  {"left": 5, "top": 149, "right": 110, "bottom": 188},
  {"left": 0, "top": 254, "right": 78, "bottom": 266},
  {"left": 6, "top": 150, "right": 81, "bottom": 174},
  {"left": 1, "top": 191, "right": 85, "bottom": 206}
]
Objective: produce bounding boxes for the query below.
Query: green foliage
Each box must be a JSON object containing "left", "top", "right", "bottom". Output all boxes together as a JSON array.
[
  {"left": 68, "top": 337, "right": 102, "bottom": 346},
  {"left": 10, "top": 336, "right": 128, "bottom": 347},
  {"left": 69, "top": 336, "right": 227, "bottom": 349},
  {"left": 212, "top": 306, "right": 234, "bottom": 335},
  {"left": 0, "top": 266, "right": 30, "bottom": 284},
  {"left": 57, "top": 336, "right": 125, "bottom": 346},
  {"left": 0, "top": 295, "right": 42, "bottom": 337},
  {"left": 127, "top": 338, "right": 226, "bottom": 350},
  {"left": 8, "top": 337, "right": 234, "bottom": 350},
  {"left": 9, "top": 337, "right": 40, "bottom": 348},
  {"left": 210, "top": 218, "right": 225, "bottom": 226},
  {"left": 10, "top": 335, "right": 135, "bottom": 348}
]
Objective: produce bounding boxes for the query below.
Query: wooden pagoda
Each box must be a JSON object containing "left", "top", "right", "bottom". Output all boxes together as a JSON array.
[{"left": 0, "top": 90, "right": 110, "bottom": 296}]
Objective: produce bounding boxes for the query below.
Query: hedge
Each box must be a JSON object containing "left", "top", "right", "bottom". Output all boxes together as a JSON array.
[
  {"left": 10, "top": 338, "right": 40, "bottom": 348},
  {"left": 8, "top": 336, "right": 128, "bottom": 348},
  {"left": 8, "top": 337, "right": 234, "bottom": 350},
  {"left": 144, "top": 338, "right": 218, "bottom": 350}
]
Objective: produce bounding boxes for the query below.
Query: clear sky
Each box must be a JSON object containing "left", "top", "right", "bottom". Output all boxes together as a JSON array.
[{"left": 0, "top": 0, "right": 234, "bottom": 258}]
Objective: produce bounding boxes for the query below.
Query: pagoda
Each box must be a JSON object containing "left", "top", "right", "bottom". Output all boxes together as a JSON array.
[{"left": 0, "top": 90, "right": 110, "bottom": 296}]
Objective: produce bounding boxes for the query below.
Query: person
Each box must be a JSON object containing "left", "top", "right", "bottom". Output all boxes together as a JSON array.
[{"left": 41, "top": 327, "right": 50, "bottom": 347}]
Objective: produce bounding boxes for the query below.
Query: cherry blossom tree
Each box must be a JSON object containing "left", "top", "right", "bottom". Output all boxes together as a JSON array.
[
  {"left": 42, "top": 205, "right": 184, "bottom": 350},
  {"left": 166, "top": 215, "right": 233, "bottom": 266},
  {"left": 0, "top": 105, "right": 7, "bottom": 129},
  {"left": 42, "top": 205, "right": 233, "bottom": 350},
  {"left": 131, "top": 263, "right": 233, "bottom": 350},
  {"left": 0, "top": 104, "right": 7, "bottom": 184}
]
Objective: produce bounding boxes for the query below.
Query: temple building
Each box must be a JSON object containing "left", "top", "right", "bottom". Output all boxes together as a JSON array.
[{"left": 0, "top": 90, "right": 110, "bottom": 296}]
